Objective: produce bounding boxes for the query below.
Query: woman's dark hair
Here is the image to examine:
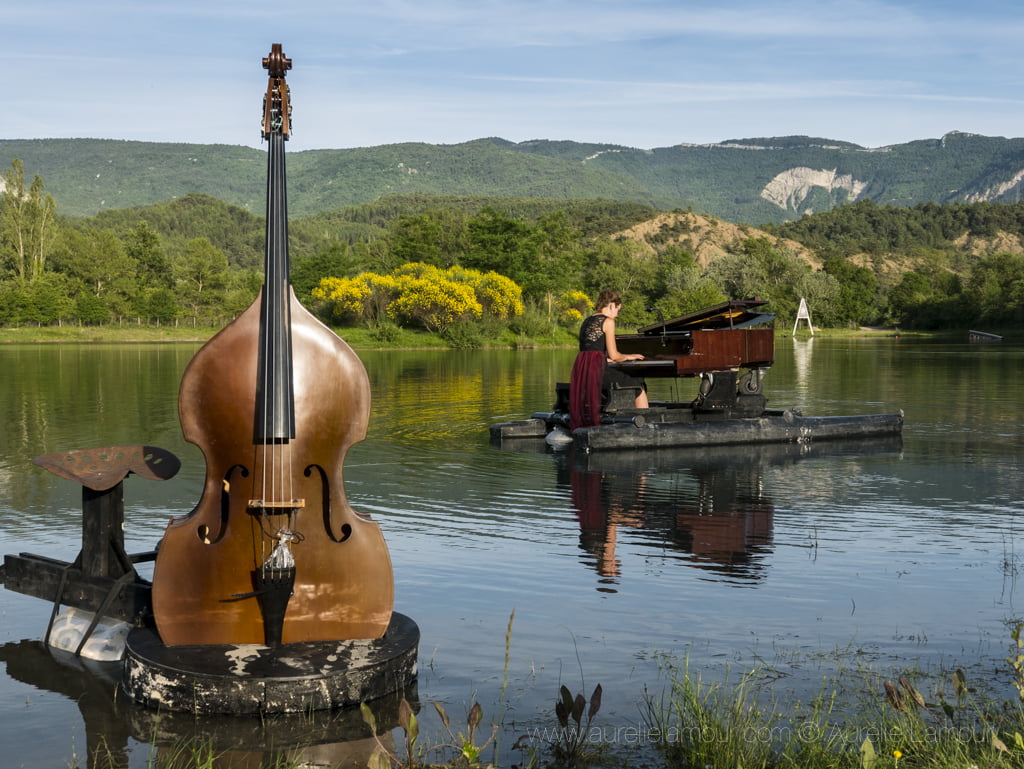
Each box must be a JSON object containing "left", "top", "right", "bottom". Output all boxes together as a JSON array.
[{"left": 595, "top": 289, "right": 622, "bottom": 311}]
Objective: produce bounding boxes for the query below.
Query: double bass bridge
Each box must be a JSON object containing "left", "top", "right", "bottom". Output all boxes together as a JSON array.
[{"left": 247, "top": 498, "right": 306, "bottom": 514}]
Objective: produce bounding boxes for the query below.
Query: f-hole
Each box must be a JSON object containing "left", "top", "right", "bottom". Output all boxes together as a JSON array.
[
  {"left": 196, "top": 464, "right": 249, "bottom": 544},
  {"left": 305, "top": 464, "right": 352, "bottom": 542}
]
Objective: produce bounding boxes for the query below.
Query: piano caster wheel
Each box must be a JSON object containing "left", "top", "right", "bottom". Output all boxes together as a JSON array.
[{"left": 738, "top": 369, "right": 764, "bottom": 395}]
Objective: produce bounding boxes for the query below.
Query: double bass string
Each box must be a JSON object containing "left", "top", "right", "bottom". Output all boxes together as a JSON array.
[
  {"left": 257, "top": 129, "right": 274, "bottom": 572},
  {"left": 256, "top": 112, "right": 298, "bottom": 570}
]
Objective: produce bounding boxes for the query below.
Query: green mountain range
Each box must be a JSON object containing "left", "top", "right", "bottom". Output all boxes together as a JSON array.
[{"left": 3, "top": 131, "right": 1023, "bottom": 224}]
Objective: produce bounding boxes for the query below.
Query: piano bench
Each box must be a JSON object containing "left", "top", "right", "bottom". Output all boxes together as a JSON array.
[
  {"left": 556, "top": 382, "right": 644, "bottom": 415},
  {"left": 605, "top": 384, "right": 643, "bottom": 412}
]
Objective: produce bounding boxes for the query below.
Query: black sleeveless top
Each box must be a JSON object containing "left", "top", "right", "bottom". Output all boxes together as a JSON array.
[{"left": 579, "top": 314, "right": 607, "bottom": 352}]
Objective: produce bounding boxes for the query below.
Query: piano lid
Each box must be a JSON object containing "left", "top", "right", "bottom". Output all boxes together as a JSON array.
[{"left": 637, "top": 299, "right": 774, "bottom": 334}]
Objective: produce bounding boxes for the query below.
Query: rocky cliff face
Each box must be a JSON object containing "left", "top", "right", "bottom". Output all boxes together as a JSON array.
[
  {"left": 962, "top": 168, "right": 1024, "bottom": 203},
  {"left": 760, "top": 167, "right": 867, "bottom": 213}
]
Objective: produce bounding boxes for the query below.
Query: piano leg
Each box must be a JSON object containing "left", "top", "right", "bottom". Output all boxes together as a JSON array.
[
  {"left": 696, "top": 370, "right": 738, "bottom": 410},
  {"left": 694, "top": 369, "right": 766, "bottom": 418}
]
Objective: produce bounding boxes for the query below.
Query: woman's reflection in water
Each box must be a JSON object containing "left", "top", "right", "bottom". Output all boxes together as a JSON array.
[{"left": 563, "top": 449, "right": 777, "bottom": 591}]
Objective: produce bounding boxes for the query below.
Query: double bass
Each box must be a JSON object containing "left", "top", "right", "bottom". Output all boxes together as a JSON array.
[{"left": 151, "top": 45, "right": 394, "bottom": 646}]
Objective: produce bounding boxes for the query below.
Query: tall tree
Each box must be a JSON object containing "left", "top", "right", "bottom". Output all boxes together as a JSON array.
[
  {"left": 706, "top": 237, "right": 810, "bottom": 320},
  {"left": 388, "top": 210, "right": 469, "bottom": 268},
  {"left": 56, "top": 228, "right": 137, "bottom": 310},
  {"left": 174, "top": 237, "right": 229, "bottom": 324},
  {"left": 291, "top": 242, "right": 365, "bottom": 298},
  {"left": 966, "top": 251, "right": 1024, "bottom": 325},
  {"left": 464, "top": 207, "right": 536, "bottom": 288},
  {"left": 581, "top": 238, "right": 663, "bottom": 325},
  {"left": 656, "top": 246, "right": 726, "bottom": 317},
  {"left": 823, "top": 257, "right": 881, "bottom": 327},
  {"left": 527, "top": 211, "right": 584, "bottom": 300},
  {"left": 1, "top": 159, "right": 57, "bottom": 286},
  {"left": 125, "top": 221, "right": 172, "bottom": 289}
]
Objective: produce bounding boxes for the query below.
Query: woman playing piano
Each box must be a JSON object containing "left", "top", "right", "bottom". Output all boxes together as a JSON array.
[{"left": 569, "top": 289, "right": 650, "bottom": 429}]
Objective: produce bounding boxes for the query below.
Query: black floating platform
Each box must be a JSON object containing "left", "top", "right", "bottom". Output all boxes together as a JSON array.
[
  {"left": 122, "top": 612, "right": 418, "bottom": 715},
  {"left": 490, "top": 409, "right": 904, "bottom": 452}
]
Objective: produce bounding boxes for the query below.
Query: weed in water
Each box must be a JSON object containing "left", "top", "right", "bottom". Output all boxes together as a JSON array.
[
  {"left": 513, "top": 683, "right": 603, "bottom": 768},
  {"left": 1008, "top": 620, "right": 1024, "bottom": 701},
  {"left": 362, "top": 698, "right": 498, "bottom": 768}
]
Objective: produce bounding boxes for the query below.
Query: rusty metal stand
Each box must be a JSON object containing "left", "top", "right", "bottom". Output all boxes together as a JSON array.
[{"left": 2, "top": 446, "right": 180, "bottom": 652}]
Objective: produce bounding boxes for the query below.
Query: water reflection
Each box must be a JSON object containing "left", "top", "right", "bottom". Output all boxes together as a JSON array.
[
  {"left": 792, "top": 336, "right": 814, "bottom": 400},
  {"left": 0, "top": 641, "right": 132, "bottom": 768},
  {"left": 0, "top": 638, "right": 409, "bottom": 769},
  {"left": 551, "top": 437, "right": 903, "bottom": 591}
]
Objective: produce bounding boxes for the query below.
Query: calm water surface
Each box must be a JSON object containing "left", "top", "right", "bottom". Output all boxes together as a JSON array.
[{"left": 1, "top": 336, "right": 1023, "bottom": 767}]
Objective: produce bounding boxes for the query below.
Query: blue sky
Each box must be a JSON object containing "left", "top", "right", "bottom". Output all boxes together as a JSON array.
[{"left": 6, "top": 0, "right": 1023, "bottom": 152}]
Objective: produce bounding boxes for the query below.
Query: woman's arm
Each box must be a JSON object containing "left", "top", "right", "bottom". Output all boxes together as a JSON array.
[{"left": 602, "top": 317, "right": 643, "bottom": 362}]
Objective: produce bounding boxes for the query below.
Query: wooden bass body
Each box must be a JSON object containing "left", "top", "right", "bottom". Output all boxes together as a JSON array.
[{"left": 151, "top": 290, "right": 394, "bottom": 646}]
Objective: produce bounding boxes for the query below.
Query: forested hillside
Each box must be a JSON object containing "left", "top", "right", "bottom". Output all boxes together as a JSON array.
[
  {"left": 2, "top": 156, "right": 1023, "bottom": 340},
  {"left": 3, "top": 131, "right": 1023, "bottom": 224}
]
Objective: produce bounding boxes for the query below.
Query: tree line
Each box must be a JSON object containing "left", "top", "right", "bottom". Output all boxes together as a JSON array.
[
  {"left": 2, "top": 158, "right": 1023, "bottom": 339},
  {"left": 767, "top": 199, "right": 1024, "bottom": 329}
]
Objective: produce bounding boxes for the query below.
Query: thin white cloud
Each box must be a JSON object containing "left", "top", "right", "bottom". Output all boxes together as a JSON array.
[{"left": 2, "top": 0, "right": 1022, "bottom": 151}]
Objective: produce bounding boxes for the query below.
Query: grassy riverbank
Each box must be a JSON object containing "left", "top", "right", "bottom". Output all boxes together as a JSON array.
[
  {"left": 80, "top": 612, "right": 1024, "bottom": 769},
  {"left": 357, "top": 638, "right": 1024, "bottom": 769},
  {"left": 0, "top": 325, "right": 212, "bottom": 344},
  {"left": 0, "top": 324, "right": 547, "bottom": 348},
  {"left": 0, "top": 324, "right": 916, "bottom": 348},
  {"left": 97, "top": 639, "right": 1024, "bottom": 769}
]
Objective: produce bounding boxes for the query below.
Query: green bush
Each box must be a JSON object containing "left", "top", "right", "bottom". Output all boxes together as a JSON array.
[{"left": 442, "top": 320, "right": 486, "bottom": 349}]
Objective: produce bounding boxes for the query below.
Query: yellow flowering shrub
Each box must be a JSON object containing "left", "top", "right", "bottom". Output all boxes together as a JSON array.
[
  {"left": 313, "top": 273, "right": 398, "bottom": 323},
  {"left": 442, "top": 265, "right": 478, "bottom": 284},
  {"left": 363, "top": 273, "right": 399, "bottom": 320},
  {"left": 312, "top": 276, "right": 369, "bottom": 322},
  {"left": 387, "top": 273, "right": 482, "bottom": 333},
  {"left": 466, "top": 270, "right": 524, "bottom": 320},
  {"left": 557, "top": 290, "right": 592, "bottom": 325},
  {"left": 312, "top": 262, "right": 523, "bottom": 332},
  {"left": 392, "top": 262, "right": 434, "bottom": 280}
]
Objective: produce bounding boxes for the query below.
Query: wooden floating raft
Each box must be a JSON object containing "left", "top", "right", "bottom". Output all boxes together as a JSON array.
[
  {"left": 491, "top": 406, "right": 904, "bottom": 452},
  {"left": 968, "top": 330, "right": 1003, "bottom": 343},
  {"left": 123, "top": 613, "right": 419, "bottom": 715}
]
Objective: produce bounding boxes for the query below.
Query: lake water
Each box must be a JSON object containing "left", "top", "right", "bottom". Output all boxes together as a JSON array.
[{"left": 1, "top": 335, "right": 1023, "bottom": 768}]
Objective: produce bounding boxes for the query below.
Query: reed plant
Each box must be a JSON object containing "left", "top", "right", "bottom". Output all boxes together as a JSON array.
[
  {"left": 362, "top": 698, "right": 499, "bottom": 769},
  {"left": 361, "top": 611, "right": 516, "bottom": 768},
  {"left": 640, "top": 659, "right": 782, "bottom": 768},
  {"left": 639, "top": 650, "right": 1024, "bottom": 769}
]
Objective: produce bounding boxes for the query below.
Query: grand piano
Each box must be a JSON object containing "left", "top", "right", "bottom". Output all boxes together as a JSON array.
[
  {"left": 610, "top": 299, "right": 775, "bottom": 418},
  {"left": 492, "top": 298, "right": 903, "bottom": 448}
]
